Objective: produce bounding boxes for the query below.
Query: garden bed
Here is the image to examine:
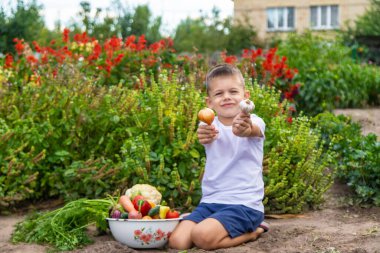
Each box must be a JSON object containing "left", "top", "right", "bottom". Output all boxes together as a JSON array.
[{"left": 1, "top": 108, "right": 379, "bottom": 252}]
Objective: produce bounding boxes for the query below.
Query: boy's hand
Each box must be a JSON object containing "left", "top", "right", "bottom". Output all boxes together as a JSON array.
[
  {"left": 232, "top": 113, "right": 262, "bottom": 137},
  {"left": 197, "top": 124, "right": 219, "bottom": 144}
]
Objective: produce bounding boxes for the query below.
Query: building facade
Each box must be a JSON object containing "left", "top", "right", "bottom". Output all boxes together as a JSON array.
[{"left": 233, "top": 0, "right": 370, "bottom": 42}]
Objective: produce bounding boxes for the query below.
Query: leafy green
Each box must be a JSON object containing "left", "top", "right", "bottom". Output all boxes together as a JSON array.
[{"left": 12, "top": 198, "right": 113, "bottom": 251}]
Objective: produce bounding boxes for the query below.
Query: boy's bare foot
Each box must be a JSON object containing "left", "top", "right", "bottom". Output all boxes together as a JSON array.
[
  {"left": 249, "top": 227, "right": 265, "bottom": 241},
  {"left": 249, "top": 222, "right": 269, "bottom": 241}
]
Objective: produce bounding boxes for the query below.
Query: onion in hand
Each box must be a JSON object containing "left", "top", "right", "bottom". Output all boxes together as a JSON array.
[{"left": 198, "top": 108, "right": 215, "bottom": 125}]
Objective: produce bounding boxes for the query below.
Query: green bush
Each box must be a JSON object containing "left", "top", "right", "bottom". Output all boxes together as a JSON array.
[
  {"left": 313, "top": 112, "right": 380, "bottom": 206},
  {"left": 263, "top": 116, "right": 334, "bottom": 213},
  {"left": 0, "top": 68, "right": 335, "bottom": 214},
  {"left": 277, "top": 32, "right": 380, "bottom": 115}
]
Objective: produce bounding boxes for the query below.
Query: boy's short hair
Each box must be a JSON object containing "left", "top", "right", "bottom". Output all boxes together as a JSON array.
[{"left": 205, "top": 64, "right": 245, "bottom": 93}]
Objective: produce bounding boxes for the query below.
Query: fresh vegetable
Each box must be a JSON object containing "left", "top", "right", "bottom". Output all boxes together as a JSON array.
[
  {"left": 147, "top": 200, "right": 156, "bottom": 208},
  {"left": 111, "top": 209, "right": 122, "bottom": 219},
  {"left": 128, "top": 210, "right": 142, "bottom": 219},
  {"left": 120, "top": 212, "right": 129, "bottom": 219},
  {"left": 159, "top": 206, "right": 170, "bottom": 219},
  {"left": 142, "top": 216, "right": 153, "bottom": 220},
  {"left": 12, "top": 198, "right": 113, "bottom": 251},
  {"left": 137, "top": 199, "right": 152, "bottom": 216},
  {"left": 118, "top": 195, "right": 136, "bottom": 213},
  {"left": 198, "top": 107, "right": 215, "bottom": 125},
  {"left": 108, "top": 194, "right": 124, "bottom": 218},
  {"left": 239, "top": 99, "right": 255, "bottom": 114},
  {"left": 147, "top": 205, "right": 160, "bottom": 217},
  {"left": 166, "top": 209, "right": 180, "bottom": 219},
  {"left": 125, "top": 184, "right": 162, "bottom": 205},
  {"left": 132, "top": 195, "right": 145, "bottom": 210}
]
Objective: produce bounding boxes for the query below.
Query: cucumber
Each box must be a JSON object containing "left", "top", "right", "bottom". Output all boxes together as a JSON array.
[
  {"left": 120, "top": 212, "right": 129, "bottom": 219},
  {"left": 147, "top": 205, "right": 160, "bottom": 217}
]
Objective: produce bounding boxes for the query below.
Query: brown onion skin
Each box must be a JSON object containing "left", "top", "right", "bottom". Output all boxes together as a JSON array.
[{"left": 198, "top": 108, "right": 215, "bottom": 125}]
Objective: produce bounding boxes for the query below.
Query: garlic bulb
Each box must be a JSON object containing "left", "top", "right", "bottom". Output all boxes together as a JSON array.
[{"left": 239, "top": 99, "right": 255, "bottom": 114}]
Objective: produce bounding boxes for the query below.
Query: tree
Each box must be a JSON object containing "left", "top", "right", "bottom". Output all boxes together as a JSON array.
[
  {"left": 173, "top": 8, "right": 228, "bottom": 54},
  {"left": 224, "top": 16, "right": 257, "bottom": 54},
  {"left": 173, "top": 8, "right": 258, "bottom": 55},
  {"left": 354, "top": 0, "right": 380, "bottom": 36},
  {"left": 130, "top": 5, "right": 162, "bottom": 43},
  {"left": 73, "top": 1, "right": 163, "bottom": 43},
  {"left": 0, "top": 0, "right": 45, "bottom": 54}
]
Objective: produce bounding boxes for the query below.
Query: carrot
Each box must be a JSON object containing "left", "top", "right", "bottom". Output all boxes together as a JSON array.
[{"left": 119, "top": 195, "right": 136, "bottom": 213}]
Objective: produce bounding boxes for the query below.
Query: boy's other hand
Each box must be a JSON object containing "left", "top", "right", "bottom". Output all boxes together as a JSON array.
[
  {"left": 197, "top": 124, "right": 219, "bottom": 144},
  {"left": 232, "top": 113, "right": 254, "bottom": 137}
]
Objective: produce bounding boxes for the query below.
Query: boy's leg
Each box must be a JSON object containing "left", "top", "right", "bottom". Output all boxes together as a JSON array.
[
  {"left": 191, "top": 218, "right": 264, "bottom": 250},
  {"left": 168, "top": 220, "right": 196, "bottom": 250}
]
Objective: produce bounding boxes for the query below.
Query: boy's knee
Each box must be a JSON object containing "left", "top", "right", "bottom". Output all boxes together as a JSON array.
[
  {"left": 168, "top": 233, "right": 191, "bottom": 250},
  {"left": 191, "top": 227, "right": 217, "bottom": 250}
]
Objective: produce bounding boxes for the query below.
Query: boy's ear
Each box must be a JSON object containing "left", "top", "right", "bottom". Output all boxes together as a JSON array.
[
  {"left": 244, "top": 90, "right": 250, "bottom": 98},
  {"left": 206, "top": 97, "right": 212, "bottom": 108}
]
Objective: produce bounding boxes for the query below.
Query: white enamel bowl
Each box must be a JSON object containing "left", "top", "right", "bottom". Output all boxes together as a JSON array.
[{"left": 106, "top": 218, "right": 182, "bottom": 249}]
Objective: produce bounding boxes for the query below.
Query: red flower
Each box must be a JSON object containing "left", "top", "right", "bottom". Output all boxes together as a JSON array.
[
  {"left": 13, "top": 38, "right": 25, "bottom": 54},
  {"left": 106, "top": 36, "right": 122, "bottom": 50},
  {"left": 137, "top": 35, "right": 147, "bottom": 51},
  {"left": 32, "top": 41, "right": 42, "bottom": 53},
  {"left": 285, "top": 69, "right": 294, "bottom": 79},
  {"left": 26, "top": 55, "right": 38, "bottom": 64},
  {"left": 286, "top": 117, "right": 293, "bottom": 123},
  {"left": 149, "top": 42, "right": 161, "bottom": 53},
  {"left": 284, "top": 91, "right": 293, "bottom": 100},
  {"left": 134, "top": 230, "right": 142, "bottom": 236},
  {"left": 221, "top": 51, "right": 237, "bottom": 64},
  {"left": 41, "top": 54, "right": 48, "bottom": 64},
  {"left": 224, "top": 55, "right": 237, "bottom": 64},
  {"left": 125, "top": 35, "right": 136, "bottom": 48},
  {"left": 113, "top": 54, "right": 124, "bottom": 65},
  {"left": 73, "top": 34, "right": 81, "bottom": 43},
  {"left": 4, "top": 54, "right": 13, "bottom": 68},
  {"left": 63, "top": 28, "right": 70, "bottom": 43}
]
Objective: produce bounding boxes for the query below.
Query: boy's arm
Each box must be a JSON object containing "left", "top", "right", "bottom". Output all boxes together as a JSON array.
[{"left": 249, "top": 122, "right": 263, "bottom": 137}]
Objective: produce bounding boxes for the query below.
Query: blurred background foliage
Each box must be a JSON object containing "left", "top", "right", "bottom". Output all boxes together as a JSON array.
[{"left": 0, "top": 0, "right": 258, "bottom": 55}]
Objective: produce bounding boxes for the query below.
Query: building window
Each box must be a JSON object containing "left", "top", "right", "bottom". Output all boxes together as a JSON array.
[
  {"left": 310, "top": 5, "right": 339, "bottom": 29},
  {"left": 267, "top": 7, "right": 295, "bottom": 31}
]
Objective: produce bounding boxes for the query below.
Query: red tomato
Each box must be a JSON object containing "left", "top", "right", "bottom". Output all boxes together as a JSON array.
[{"left": 166, "top": 210, "right": 180, "bottom": 219}]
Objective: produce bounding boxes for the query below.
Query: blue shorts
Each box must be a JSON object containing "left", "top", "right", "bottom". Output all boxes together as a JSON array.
[{"left": 183, "top": 202, "right": 264, "bottom": 238}]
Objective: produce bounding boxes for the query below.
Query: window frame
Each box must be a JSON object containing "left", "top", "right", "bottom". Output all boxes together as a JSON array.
[
  {"left": 310, "top": 5, "right": 339, "bottom": 30},
  {"left": 266, "top": 7, "right": 296, "bottom": 32}
]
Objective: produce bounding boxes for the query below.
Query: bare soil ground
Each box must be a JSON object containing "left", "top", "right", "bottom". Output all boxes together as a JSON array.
[{"left": 1, "top": 108, "right": 379, "bottom": 253}]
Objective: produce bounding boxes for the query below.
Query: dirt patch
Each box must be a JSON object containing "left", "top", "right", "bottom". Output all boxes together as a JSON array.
[
  {"left": 1, "top": 109, "right": 379, "bottom": 253},
  {"left": 333, "top": 108, "right": 380, "bottom": 140},
  {"left": 2, "top": 182, "right": 379, "bottom": 253}
]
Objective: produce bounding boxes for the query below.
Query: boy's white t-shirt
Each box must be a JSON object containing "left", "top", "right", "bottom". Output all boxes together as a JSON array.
[{"left": 200, "top": 114, "right": 265, "bottom": 213}]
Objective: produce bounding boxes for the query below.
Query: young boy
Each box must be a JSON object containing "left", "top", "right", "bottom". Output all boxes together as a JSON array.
[{"left": 169, "top": 64, "right": 268, "bottom": 250}]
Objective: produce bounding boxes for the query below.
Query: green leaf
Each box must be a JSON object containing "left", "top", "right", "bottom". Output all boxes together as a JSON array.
[{"left": 189, "top": 149, "right": 200, "bottom": 158}]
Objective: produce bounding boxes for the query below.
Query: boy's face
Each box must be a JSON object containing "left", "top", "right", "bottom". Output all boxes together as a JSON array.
[{"left": 206, "top": 74, "right": 250, "bottom": 125}]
